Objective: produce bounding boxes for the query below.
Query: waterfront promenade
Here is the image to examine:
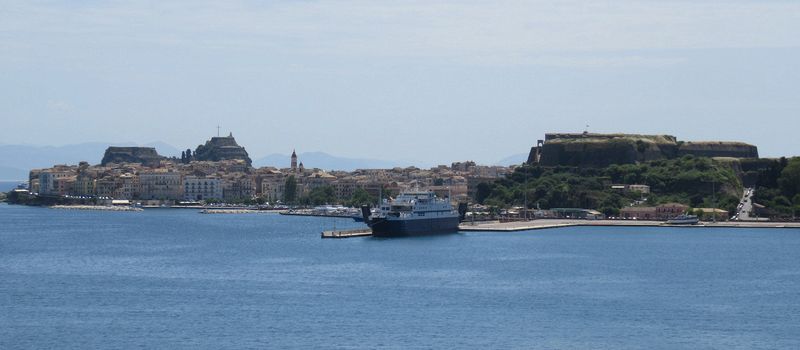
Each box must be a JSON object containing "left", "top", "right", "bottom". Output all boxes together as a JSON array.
[
  {"left": 322, "top": 219, "right": 800, "bottom": 238},
  {"left": 459, "top": 219, "right": 800, "bottom": 232}
]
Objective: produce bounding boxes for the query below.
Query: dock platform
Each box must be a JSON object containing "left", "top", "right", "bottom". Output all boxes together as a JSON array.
[
  {"left": 319, "top": 220, "right": 799, "bottom": 239},
  {"left": 321, "top": 228, "right": 373, "bottom": 238},
  {"left": 200, "top": 209, "right": 262, "bottom": 214}
]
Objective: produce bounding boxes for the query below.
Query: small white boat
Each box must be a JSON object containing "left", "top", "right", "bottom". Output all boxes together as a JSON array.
[{"left": 666, "top": 214, "right": 699, "bottom": 225}]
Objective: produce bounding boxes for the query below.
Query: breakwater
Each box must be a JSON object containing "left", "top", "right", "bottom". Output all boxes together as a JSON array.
[
  {"left": 281, "top": 209, "right": 360, "bottom": 219},
  {"left": 200, "top": 209, "right": 266, "bottom": 214},
  {"left": 50, "top": 205, "right": 143, "bottom": 212}
]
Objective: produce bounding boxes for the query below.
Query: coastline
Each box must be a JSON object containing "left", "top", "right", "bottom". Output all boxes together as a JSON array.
[
  {"left": 50, "top": 205, "right": 143, "bottom": 212},
  {"left": 459, "top": 219, "right": 800, "bottom": 232}
]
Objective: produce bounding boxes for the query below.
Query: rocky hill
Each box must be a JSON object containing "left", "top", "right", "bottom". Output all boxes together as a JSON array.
[{"left": 193, "top": 133, "right": 252, "bottom": 166}]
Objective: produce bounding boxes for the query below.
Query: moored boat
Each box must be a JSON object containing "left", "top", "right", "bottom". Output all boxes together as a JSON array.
[
  {"left": 665, "top": 214, "right": 700, "bottom": 225},
  {"left": 361, "top": 190, "right": 464, "bottom": 237}
]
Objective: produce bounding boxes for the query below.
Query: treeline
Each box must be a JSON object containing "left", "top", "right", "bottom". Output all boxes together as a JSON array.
[
  {"left": 477, "top": 155, "right": 744, "bottom": 216},
  {"left": 295, "top": 186, "right": 377, "bottom": 207},
  {"left": 279, "top": 175, "right": 383, "bottom": 207}
]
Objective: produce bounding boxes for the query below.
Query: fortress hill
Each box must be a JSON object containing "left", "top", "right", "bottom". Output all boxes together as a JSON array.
[
  {"left": 528, "top": 133, "right": 759, "bottom": 167},
  {"left": 101, "top": 133, "right": 252, "bottom": 167}
]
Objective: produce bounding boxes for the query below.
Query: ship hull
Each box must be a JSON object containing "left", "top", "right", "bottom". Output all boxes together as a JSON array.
[
  {"left": 665, "top": 215, "right": 700, "bottom": 225},
  {"left": 665, "top": 219, "right": 699, "bottom": 225},
  {"left": 368, "top": 216, "right": 460, "bottom": 237}
]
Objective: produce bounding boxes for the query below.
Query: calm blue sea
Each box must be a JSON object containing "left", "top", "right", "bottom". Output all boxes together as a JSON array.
[{"left": 1, "top": 203, "right": 799, "bottom": 349}]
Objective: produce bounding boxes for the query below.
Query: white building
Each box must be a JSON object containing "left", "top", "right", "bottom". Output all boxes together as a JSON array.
[
  {"left": 139, "top": 171, "right": 182, "bottom": 200},
  {"left": 183, "top": 176, "right": 222, "bottom": 201}
]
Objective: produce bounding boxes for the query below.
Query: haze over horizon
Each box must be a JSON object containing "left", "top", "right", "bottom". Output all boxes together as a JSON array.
[{"left": 2, "top": 1, "right": 799, "bottom": 165}]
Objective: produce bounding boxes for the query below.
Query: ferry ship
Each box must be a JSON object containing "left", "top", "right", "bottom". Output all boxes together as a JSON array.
[{"left": 361, "top": 191, "right": 464, "bottom": 237}]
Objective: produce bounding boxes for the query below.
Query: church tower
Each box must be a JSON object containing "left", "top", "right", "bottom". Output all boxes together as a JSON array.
[{"left": 291, "top": 149, "right": 298, "bottom": 172}]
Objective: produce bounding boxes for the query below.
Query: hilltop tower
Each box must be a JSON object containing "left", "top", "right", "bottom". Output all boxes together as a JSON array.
[{"left": 291, "top": 150, "right": 298, "bottom": 172}]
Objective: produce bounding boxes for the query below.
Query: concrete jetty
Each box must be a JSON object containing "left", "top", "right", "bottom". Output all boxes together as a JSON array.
[
  {"left": 50, "top": 205, "right": 143, "bottom": 212},
  {"left": 318, "top": 219, "right": 799, "bottom": 239},
  {"left": 321, "top": 228, "right": 373, "bottom": 238},
  {"left": 281, "top": 210, "right": 359, "bottom": 219},
  {"left": 200, "top": 209, "right": 263, "bottom": 214}
]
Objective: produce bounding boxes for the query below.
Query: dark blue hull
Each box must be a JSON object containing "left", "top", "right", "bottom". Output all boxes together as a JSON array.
[{"left": 368, "top": 216, "right": 460, "bottom": 237}]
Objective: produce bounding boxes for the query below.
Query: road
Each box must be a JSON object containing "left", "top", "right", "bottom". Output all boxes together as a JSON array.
[{"left": 735, "top": 187, "right": 757, "bottom": 221}]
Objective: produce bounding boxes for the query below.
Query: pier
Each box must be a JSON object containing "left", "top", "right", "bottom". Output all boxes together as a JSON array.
[
  {"left": 50, "top": 205, "right": 143, "bottom": 212},
  {"left": 281, "top": 209, "right": 359, "bottom": 219},
  {"left": 319, "top": 219, "right": 800, "bottom": 239},
  {"left": 321, "top": 228, "right": 373, "bottom": 238},
  {"left": 200, "top": 209, "right": 264, "bottom": 214},
  {"left": 459, "top": 219, "right": 800, "bottom": 231}
]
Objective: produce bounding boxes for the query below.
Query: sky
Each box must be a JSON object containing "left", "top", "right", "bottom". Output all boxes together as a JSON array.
[{"left": 1, "top": 0, "right": 799, "bottom": 165}]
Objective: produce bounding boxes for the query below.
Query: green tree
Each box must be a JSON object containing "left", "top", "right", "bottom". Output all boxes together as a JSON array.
[
  {"left": 379, "top": 185, "right": 397, "bottom": 200},
  {"left": 779, "top": 158, "right": 800, "bottom": 199},
  {"left": 348, "top": 188, "right": 375, "bottom": 207},
  {"left": 283, "top": 175, "right": 297, "bottom": 204},
  {"left": 475, "top": 182, "right": 493, "bottom": 204},
  {"left": 481, "top": 155, "right": 743, "bottom": 212},
  {"left": 304, "top": 186, "right": 336, "bottom": 205},
  {"left": 693, "top": 208, "right": 705, "bottom": 219}
]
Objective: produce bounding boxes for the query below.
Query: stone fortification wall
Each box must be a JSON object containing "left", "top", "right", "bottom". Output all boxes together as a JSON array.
[
  {"left": 538, "top": 133, "right": 679, "bottom": 167},
  {"left": 532, "top": 133, "right": 758, "bottom": 167},
  {"left": 677, "top": 141, "right": 759, "bottom": 159},
  {"left": 101, "top": 147, "right": 165, "bottom": 166},
  {"left": 543, "top": 133, "right": 678, "bottom": 144}
]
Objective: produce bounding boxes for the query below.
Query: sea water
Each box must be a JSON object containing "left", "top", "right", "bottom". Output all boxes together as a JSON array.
[{"left": 1, "top": 203, "right": 799, "bottom": 349}]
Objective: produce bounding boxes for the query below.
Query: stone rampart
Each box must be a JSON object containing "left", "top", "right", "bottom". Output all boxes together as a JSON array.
[
  {"left": 677, "top": 142, "right": 759, "bottom": 159},
  {"left": 532, "top": 133, "right": 758, "bottom": 167},
  {"left": 101, "top": 147, "right": 165, "bottom": 166}
]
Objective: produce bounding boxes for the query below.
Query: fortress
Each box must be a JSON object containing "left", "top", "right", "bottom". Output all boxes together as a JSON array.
[
  {"left": 101, "top": 147, "right": 165, "bottom": 166},
  {"left": 193, "top": 133, "right": 252, "bottom": 166},
  {"left": 99, "top": 133, "right": 252, "bottom": 167},
  {"left": 527, "top": 133, "right": 759, "bottom": 167}
]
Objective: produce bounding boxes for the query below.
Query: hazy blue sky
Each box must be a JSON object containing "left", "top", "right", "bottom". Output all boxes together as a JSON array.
[{"left": 2, "top": 0, "right": 799, "bottom": 164}]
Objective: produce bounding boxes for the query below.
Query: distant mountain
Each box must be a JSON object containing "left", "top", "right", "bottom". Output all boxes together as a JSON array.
[
  {"left": 0, "top": 165, "right": 27, "bottom": 181},
  {"left": 141, "top": 141, "right": 181, "bottom": 157},
  {"left": 254, "top": 151, "right": 404, "bottom": 171},
  {"left": 494, "top": 153, "right": 529, "bottom": 166},
  {"left": 0, "top": 180, "right": 24, "bottom": 191},
  {"left": 0, "top": 141, "right": 180, "bottom": 180}
]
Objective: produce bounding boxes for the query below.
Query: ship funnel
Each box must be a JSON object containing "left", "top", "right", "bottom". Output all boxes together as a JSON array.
[{"left": 361, "top": 205, "right": 372, "bottom": 223}]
